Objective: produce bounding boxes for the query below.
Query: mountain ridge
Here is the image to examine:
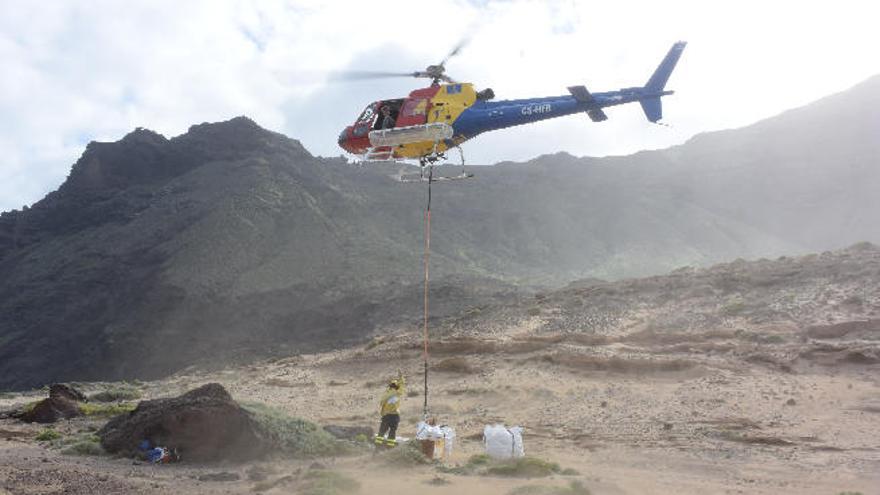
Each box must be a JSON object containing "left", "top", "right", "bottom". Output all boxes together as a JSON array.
[{"left": 0, "top": 77, "right": 878, "bottom": 389}]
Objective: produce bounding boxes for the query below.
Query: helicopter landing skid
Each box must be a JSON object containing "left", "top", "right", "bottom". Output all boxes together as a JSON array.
[
  {"left": 398, "top": 171, "right": 473, "bottom": 183},
  {"left": 397, "top": 146, "right": 473, "bottom": 183}
]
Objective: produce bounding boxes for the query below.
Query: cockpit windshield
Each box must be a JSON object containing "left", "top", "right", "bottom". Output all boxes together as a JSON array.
[{"left": 357, "top": 103, "right": 378, "bottom": 125}]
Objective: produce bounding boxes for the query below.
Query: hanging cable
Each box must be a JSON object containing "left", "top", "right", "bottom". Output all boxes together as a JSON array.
[{"left": 422, "top": 165, "right": 433, "bottom": 418}]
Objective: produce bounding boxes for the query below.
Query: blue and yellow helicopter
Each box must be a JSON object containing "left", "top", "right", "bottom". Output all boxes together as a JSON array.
[{"left": 338, "top": 41, "right": 686, "bottom": 176}]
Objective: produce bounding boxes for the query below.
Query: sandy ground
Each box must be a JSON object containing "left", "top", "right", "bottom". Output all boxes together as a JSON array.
[{"left": 2, "top": 319, "right": 879, "bottom": 495}]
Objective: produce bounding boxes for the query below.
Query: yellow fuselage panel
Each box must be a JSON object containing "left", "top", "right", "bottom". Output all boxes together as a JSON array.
[{"left": 394, "top": 83, "right": 476, "bottom": 159}]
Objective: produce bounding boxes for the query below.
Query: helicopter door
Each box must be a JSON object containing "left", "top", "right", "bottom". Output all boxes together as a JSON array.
[
  {"left": 395, "top": 97, "right": 430, "bottom": 127},
  {"left": 372, "top": 99, "right": 405, "bottom": 130}
]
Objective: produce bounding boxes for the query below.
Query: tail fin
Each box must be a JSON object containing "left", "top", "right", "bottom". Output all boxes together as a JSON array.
[
  {"left": 640, "top": 98, "right": 663, "bottom": 123},
  {"left": 641, "top": 41, "right": 687, "bottom": 122},
  {"left": 645, "top": 41, "right": 687, "bottom": 92}
]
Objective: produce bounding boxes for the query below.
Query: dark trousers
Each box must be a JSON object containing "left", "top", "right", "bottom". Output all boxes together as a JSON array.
[{"left": 378, "top": 413, "right": 400, "bottom": 439}]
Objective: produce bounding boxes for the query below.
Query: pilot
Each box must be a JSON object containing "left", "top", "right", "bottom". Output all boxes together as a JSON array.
[{"left": 381, "top": 105, "right": 396, "bottom": 129}]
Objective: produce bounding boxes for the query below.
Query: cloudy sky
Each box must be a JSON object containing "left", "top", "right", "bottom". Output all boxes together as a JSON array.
[{"left": 2, "top": 0, "right": 879, "bottom": 211}]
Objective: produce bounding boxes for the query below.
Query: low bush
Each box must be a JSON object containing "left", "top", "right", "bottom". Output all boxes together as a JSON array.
[
  {"left": 381, "top": 440, "right": 432, "bottom": 466},
  {"left": 365, "top": 337, "right": 385, "bottom": 351},
  {"left": 433, "top": 357, "right": 478, "bottom": 373},
  {"left": 243, "top": 402, "right": 351, "bottom": 458},
  {"left": 90, "top": 385, "right": 142, "bottom": 402},
  {"left": 301, "top": 470, "right": 361, "bottom": 495},
  {"left": 486, "top": 457, "right": 561, "bottom": 478},
  {"left": 20, "top": 401, "right": 39, "bottom": 414},
  {"left": 468, "top": 453, "right": 491, "bottom": 466},
  {"left": 78, "top": 402, "right": 136, "bottom": 418},
  {"left": 252, "top": 475, "right": 295, "bottom": 493},
  {"left": 509, "top": 480, "right": 591, "bottom": 495},
  {"left": 62, "top": 440, "right": 104, "bottom": 456},
  {"left": 35, "top": 428, "right": 62, "bottom": 441},
  {"left": 60, "top": 433, "right": 104, "bottom": 456},
  {"left": 440, "top": 453, "right": 567, "bottom": 479}
]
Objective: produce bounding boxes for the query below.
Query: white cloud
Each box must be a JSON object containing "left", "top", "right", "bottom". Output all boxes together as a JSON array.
[{"left": 1, "top": 0, "right": 879, "bottom": 210}]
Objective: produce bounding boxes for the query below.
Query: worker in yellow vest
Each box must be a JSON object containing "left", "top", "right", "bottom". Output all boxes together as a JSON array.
[{"left": 375, "top": 372, "right": 405, "bottom": 447}]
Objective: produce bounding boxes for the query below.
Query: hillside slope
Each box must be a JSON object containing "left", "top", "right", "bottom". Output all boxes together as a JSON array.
[{"left": 0, "top": 76, "right": 878, "bottom": 389}]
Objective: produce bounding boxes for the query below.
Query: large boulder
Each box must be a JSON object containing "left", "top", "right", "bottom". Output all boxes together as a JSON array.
[
  {"left": 16, "top": 383, "right": 86, "bottom": 423},
  {"left": 49, "top": 383, "right": 88, "bottom": 402},
  {"left": 98, "top": 383, "right": 267, "bottom": 462}
]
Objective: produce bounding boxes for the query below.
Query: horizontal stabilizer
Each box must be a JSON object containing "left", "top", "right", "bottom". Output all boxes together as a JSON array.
[
  {"left": 587, "top": 109, "right": 608, "bottom": 122},
  {"left": 568, "top": 85, "right": 608, "bottom": 122}
]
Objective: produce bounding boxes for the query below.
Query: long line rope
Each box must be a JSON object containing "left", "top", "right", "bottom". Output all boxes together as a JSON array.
[{"left": 422, "top": 165, "right": 433, "bottom": 418}]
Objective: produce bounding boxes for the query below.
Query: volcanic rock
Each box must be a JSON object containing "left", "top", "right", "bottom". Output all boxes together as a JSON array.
[
  {"left": 49, "top": 384, "right": 88, "bottom": 403},
  {"left": 16, "top": 384, "right": 86, "bottom": 423},
  {"left": 98, "top": 383, "right": 266, "bottom": 462}
]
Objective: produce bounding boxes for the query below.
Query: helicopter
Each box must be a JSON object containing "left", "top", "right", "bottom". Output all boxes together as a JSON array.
[{"left": 337, "top": 41, "right": 687, "bottom": 178}]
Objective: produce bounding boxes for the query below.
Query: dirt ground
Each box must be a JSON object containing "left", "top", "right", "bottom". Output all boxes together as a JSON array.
[
  {"left": 5, "top": 247, "right": 880, "bottom": 494},
  {"left": 2, "top": 318, "right": 879, "bottom": 495}
]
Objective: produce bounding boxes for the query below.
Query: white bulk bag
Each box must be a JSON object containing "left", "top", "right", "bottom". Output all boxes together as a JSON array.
[
  {"left": 416, "top": 421, "right": 456, "bottom": 459},
  {"left": 483, "top": 424, "right": 524, "bottom": 459}
]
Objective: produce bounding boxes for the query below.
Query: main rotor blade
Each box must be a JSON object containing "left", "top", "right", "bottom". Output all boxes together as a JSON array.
[
  {"left": 440, "top": 36, "right": 471, "bottom": 66},
  {"left": 328, "top": 70, "right": 418, "bottom": 81}
]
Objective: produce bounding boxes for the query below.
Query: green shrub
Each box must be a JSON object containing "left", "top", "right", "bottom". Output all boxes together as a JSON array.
[
  {"left": 381, "top": 440, "right": 432, "bottom": 466},
  {"left": 252, "top": 475, "right": 294, "bottom": 493},
  {"left": 720, "top": 301, "right": 746, "bottom": 316},
  {"left": 301, "top": 470, "right": 361, "bottom": 495},
  {"left": 510, "top": 487, "right": 546, "bottom": 495},
  {"left": 425, "top": 476, "right": 451, "bottom": 486},
  {"left": 62, "top": 440, "right": 104, "bottom": 456},
  {"left": 243, "top": 402, "right": 350, "bottom": 458},
  {"left": 486, "top": 457, "right": 561, "bottom": 478},
  {"left": 438, "top": 454, "right": 572, "bottom": 479},
  {"left": 20, "top": 401, "right": 39, "bottom": 414},
  {"left": 60, "top": 433, "right": 104, "bottom": 456},
  {"left": 509, "top": 480, "right": 591, "bottom": 495},
  {"left": 78, "top": 402, "right": 136, "bottom": 417},
  {"left": 438, "top": 453, "right": 518, "bottom": 476},
  {"left": 35, "top": 429, "right": 62, "bottom": 441},
  {"left": 468, "top": 454, "right": 492, "bottom": 466},
  {"left": 434, "top": 357, "right": 478, "bottom": 373},
  {"left": 90, "top": 386, "right": 142, "bottom": 402}
]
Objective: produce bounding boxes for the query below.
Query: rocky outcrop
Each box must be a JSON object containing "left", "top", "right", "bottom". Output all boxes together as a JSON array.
[
  {"left": 16, "top": 384, "right": 86, "bottom": 423},
  {"left": 48, "top": 384, "right": 88, "bottom": 403},
  {"left": 98, "top": 383, "right": 267, "bottom": 462}
]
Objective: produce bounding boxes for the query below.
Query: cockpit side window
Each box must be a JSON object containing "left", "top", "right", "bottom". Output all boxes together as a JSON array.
[{"left": 372, "top": 99, "right": 405, "bottom": 130}]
